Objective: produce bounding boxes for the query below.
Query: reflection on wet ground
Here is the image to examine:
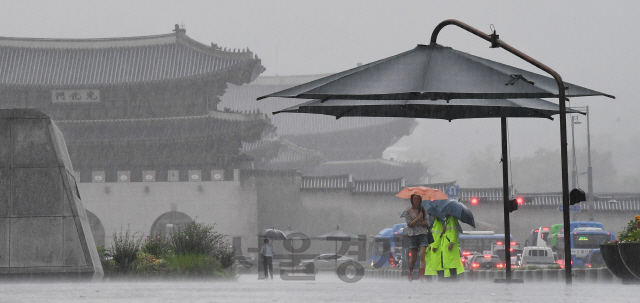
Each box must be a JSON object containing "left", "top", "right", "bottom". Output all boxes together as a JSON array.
[{"left": 0, "top": 273, "right": 636, "bottom": 303}]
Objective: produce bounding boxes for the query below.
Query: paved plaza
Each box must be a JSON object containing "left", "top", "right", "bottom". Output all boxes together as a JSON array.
[{"left": 0, "top": 273, "right": 636, "bottom": 303}]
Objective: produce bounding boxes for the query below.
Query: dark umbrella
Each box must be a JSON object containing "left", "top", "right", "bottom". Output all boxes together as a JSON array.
[
  {"left": 258, "top": 44, "right": 612, "bottom": 102},
  {"left": 314, "top": 225, "right": 358, "bottom": 269},
  {"left": 274, "top": 98, "right": 583, "bottom": 120},
  {"left": 435, "top": 199, "right": 476, "bottom": 228},
  {"left": 257, "top": 228, "right": 287, "bottom": 240},
  {"left": 259, "top": 19, "right": 614, "bottom": 284}
]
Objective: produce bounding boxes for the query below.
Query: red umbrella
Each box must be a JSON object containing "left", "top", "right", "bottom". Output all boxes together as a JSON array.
[{"left": 396, "top": 186, "right": 448, "bottom": 201}]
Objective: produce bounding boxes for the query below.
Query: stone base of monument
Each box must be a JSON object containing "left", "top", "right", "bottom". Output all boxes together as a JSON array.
[{"left": 0, "top": 109, "right": 103, "bottom": 281}]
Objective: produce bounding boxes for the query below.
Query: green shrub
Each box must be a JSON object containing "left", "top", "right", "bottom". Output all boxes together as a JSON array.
[
  {"left": 110, "top": 227, "right": 142, "bottom": 274},
  {"left": 170, "top": 221, "right": 234, "bottom": 268},
  {"left": 170, "top": 221, "right": 218, "bottom": 256},
  {"left": 164, "top": 253, "right": 234, "bottom": 278},
  {"left": 134, "top": 252, "right": 166, "bottom": 277},
  {"left": 97, "top": 246, "right": 115, "bottom": 274},
  {"left": 142, "top": 235, "right": 172, "bottom": 258}
]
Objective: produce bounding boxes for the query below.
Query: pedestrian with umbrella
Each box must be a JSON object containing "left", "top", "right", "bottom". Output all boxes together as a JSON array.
[
  {"left": 397, "top": 187, "right": 447, "bottom": 282},
  {"left": 432, "top": 199, "right": 474, "bottom": 280},
  {"left": 440, "top": 214, "right": 464, "bottom": 281},
  {"left": 257, "top": 228, "right": 286, "bottom": 280},
  {"left": 260, "top": 238, "right": 274, "bottom": 280}
]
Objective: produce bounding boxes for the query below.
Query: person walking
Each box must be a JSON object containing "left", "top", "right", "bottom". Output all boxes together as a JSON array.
[
  {"left": 405, "top": 194, "right": 431, "bottom": 282},
  {"left": 440, "top": 215, "right": 465, "bottom": 280},
  {"left": 428, "top": 215, "right": 445, "bottom": 279},
  {"left": 260, "top": 238, "right": 274, "bottom": 280}
]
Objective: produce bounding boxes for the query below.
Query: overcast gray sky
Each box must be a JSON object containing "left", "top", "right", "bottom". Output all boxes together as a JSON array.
[{"left": 2, "top": 0, "right": 638, "bottom": 189}]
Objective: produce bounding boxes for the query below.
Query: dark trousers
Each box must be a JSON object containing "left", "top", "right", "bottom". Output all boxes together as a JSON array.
[
  {"left": 262, "top": 255, "right": 273, "bottom": 278},
  {"left": 437, "top": 268, "right": 458, "bottom": 280}
]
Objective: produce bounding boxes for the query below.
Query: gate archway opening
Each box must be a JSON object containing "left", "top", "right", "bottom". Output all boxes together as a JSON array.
[
  {"left": 150, "top": 211, "right": 193, "bottom": 237},
  {"left": 86, "top": 210, "right": 106, "bottom": 248}
]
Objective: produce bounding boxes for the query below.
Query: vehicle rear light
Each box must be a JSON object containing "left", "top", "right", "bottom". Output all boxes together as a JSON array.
[
  {"left": 461, "top": 258, "right": 466, "bottom": 263},
  {"left": 497, "top": 263, "right": 504, "bottom": 268},
  {"left": 510, "top": 242, "right": 516, "bottom": 245},
  {"left": 509, "top": 248, "right": 513, "bottom": 252},
  {"left": 462, "top": 251, "right": 471, "bottom": 256},
  {"left": 543, "top": 227, "right": 549, "bottom": 231},
  {"left": 496, "top": 241, "right": 503, "bottom": 245},
  {"left": 389, "top": 255, "right": 395, "bottom": 268},
  {"left": 484, "top": 255, "right": 491, "bottom": 259},
  {"left": 472, "top": 263, "right": 480, "bottom": 268},
  {"left": 587, "top": 264, "right": 591, "bottom": 268},
  {"left": 470, "top": 197, "right": 479, "bottom": 205},
  {"left": 534, "top": 229, "right": 539, "bottom": 233}
]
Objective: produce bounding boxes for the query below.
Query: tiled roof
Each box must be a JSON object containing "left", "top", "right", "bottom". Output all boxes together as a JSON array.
[
  {"left": 353, "top": 178, "right": 405, "bottom": 193},
  {"left": 218, "top": 75, "right": 414, "bottom": 136},
  {"left": 306, "top": 159, "right": 427, "bottom": 184},
  {"left": 0, "top": 28, "right": 263, "bottom": 87},
  {"left": 460, "top": 187, "right": 512, "bottom": 200},
  {"left": 301, "top": 175, "right": 352, "bottom": 190},
  {"left": 301, "top": 175, "right": 406, "bottom": 194},
  {"left": 54, "top": 113, "right": 270, "bottom": 143}
]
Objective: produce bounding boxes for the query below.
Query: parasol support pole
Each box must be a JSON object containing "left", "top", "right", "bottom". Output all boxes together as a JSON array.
[
  {"left": 431, "top": 19, "right": 572, "bottom": 284},
  {"left": 501, "top": 117, "right": 512, "bottom": 281}
]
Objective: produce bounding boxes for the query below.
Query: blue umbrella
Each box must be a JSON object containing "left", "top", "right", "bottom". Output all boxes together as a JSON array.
[
  {"left": 435, "top": 199, "right": 476, "bottom": 228},
  {"left": 421, "top": 202, "right": 446, "bottom": 222},
  {"left": 400, "top": 203, "right": 446, "bottom": 226}
]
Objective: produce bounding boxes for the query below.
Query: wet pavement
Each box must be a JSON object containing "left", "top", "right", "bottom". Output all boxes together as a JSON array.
[{"left": 0, "top": 273, "right": 636, "bottom": 302}]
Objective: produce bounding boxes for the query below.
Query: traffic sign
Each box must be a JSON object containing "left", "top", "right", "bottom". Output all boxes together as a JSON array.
[
  {"left": 446, "top": 185, "right": 459, "bottom": 197},
  {"left": 557, "top": 205, "right": 581, "bottom": 212}
]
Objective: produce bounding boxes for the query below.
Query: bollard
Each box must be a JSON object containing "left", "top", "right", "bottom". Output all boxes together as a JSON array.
[
  {"left": 585, "top": 268, "right": 598, "bottom": 282},
  {"left": 543, "top": 268, "right": 558, "bottom": 282},
  {"left": 513, "top": 270, "right": 524, "bottom": 280},
  {"left": 531, "top": 269, "right": 542, "bottom": 282},
  {"left": 523, "top": 269, "right": 533, "bottom": 281},
  {"left": 494, "top": 269, "right": 505, "bottom": 280},
  {"left": 573, "top": 267, "right": 585, "bottom": 282},
  {"left": 478, "top": 270, "right": 486, "bottom": 281},
  {"left": 596, "top": 267, "right": 613, "bottom": 283}
]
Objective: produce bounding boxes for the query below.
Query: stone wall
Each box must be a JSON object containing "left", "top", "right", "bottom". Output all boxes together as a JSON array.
[{"left": 77, "top": 170, "right": 258, "bottom": 253}]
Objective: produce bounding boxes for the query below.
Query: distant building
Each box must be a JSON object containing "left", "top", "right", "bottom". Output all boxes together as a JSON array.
[
  {"left": 219, "top": 75, "right": 428, "bottom": 183},
  {"left": 0, "top": 25, "right": 269, "bottom": 248}
]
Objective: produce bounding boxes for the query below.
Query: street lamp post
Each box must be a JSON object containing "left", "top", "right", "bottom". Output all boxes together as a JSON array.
[
  {"left": 570, "top": 106, "right": 594, "bottom": 220},
  {"left": 571, "top": 115, "right": 579, "bottom": 190},
  {"left": 586, "top": 106, "right": 594, "bottom": 220}
]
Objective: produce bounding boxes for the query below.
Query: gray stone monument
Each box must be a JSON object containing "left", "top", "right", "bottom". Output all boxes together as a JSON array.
[{"left": 0, "top": 109, "right": 103, "bottom": 280}]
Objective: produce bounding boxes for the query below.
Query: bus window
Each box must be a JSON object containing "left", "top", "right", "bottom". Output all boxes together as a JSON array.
[{"left": 573, "top": 234, "right": 610, "bottom": 249}]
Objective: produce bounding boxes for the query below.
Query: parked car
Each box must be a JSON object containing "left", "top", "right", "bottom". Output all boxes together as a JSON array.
[
  {"left": 467, "top": 254, "right": 504, "bottom": 271},
  {"left": 519, "top": 246, "right": 556, "bottom": 267},
  {"left": 298, "top": 254, "right": 355, "bottom": 274}
]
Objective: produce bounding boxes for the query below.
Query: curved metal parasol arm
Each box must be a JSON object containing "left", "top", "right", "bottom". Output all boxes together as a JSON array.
[{"left": 430, "top": 19, "right": 573, "bottom": 284}]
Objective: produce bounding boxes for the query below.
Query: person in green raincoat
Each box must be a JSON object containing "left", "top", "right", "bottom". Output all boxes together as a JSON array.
[
  {"left": 423, "top": 215, "right": 438, "bottom": 278},
  {"left": 440, "top": 215, "right": 465, "bottom": 280},
  {"left": 427, "top": 216, "right": 444, "bottom": 276}
]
